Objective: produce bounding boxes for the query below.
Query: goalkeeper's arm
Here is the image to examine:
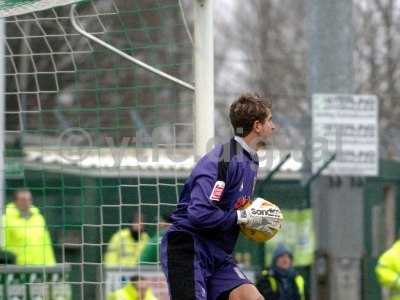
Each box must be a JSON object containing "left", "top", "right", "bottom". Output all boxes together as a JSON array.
[{"left": 187, "top": 174, "right": 238, "bottom": 231}]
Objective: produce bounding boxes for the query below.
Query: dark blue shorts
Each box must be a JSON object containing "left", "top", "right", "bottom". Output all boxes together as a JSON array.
[{"left": 160, "top": 230, "right": 251, "bottom": 300}]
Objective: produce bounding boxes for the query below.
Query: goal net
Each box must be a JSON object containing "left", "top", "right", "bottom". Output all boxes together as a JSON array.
[{"left": 1, "top": 0, "right": 194, "bottom": 299}]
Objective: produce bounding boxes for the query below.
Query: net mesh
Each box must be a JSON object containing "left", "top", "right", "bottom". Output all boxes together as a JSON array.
[
  {"left": 0, "top": 0, "right": 82, "bottom": 17},
  {"left": 3, "top": 0, "right": 193, "bottom": 299}
]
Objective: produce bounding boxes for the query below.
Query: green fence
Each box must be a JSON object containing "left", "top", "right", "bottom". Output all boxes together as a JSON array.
[{"left": 5, "top": 158, "right": 400, "bottom": 300}]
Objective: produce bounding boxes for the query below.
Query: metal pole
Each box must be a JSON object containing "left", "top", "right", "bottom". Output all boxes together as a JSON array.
[
  {"left": 303, "top": 153, "right": 336, "bottom": 187},
  {"left": 307, "top": 1, "right": 363, "bottom": 300},
  {"left": 70, "top": 4, "right": 195, "bottom": 92},
  {"left": 0, "top": 17, "right": 5, "bottom": 245},
  {"left": 194, "top": 0, "right": 214, "bottom": 157},
  {"left": 262, "top": 153, "right": 291, "bottom": 185}
]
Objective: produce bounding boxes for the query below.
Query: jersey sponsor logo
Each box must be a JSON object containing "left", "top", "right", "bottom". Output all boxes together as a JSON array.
[{"left": 210, "top": 181, "right": 225, "bottom": 201}]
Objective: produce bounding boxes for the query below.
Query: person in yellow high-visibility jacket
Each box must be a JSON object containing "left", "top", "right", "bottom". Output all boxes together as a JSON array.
[
  {"left": 107, "top": 276, "right": 158, "bottom": 300},
  {"left": 2, "top": 189, "right": 56, "bottom": 265},
  {"left": 104, "top": 213, "right": 149, "bottom": 267},
  {"left": 376, "top": 240, "right": 400, "bottom": 300}
]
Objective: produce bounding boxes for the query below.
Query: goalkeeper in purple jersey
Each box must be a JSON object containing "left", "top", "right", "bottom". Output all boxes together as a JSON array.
[{"left": 160, "top": 93, "right": 277, "bottom": 300}]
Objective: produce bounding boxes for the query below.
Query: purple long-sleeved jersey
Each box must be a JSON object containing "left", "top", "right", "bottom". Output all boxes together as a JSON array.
[{"left": 169, "top": 138, "right": 259, "bottom": 255}]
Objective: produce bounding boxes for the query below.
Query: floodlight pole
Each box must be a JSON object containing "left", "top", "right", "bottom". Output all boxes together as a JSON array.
[
  {"left": 194, "top": 0, "right": 214, "bottom": 157},
  {"left": 307, "top": 1, "right": 363, "bottom": 300}
]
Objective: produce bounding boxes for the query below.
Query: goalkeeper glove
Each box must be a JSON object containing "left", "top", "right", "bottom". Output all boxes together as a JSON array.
[{"left": 237, "top": 198, "right": 282, "bottom": 232}]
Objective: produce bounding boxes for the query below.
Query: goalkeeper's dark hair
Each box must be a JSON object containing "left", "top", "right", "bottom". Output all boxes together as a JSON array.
[{"left": 229, "top": 93, "right": 272, "bottom": 137}]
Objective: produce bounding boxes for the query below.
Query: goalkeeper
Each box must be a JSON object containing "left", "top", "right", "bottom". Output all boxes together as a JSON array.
[{"left": 160, "top": 93, "right": 279, "bottom": 300}]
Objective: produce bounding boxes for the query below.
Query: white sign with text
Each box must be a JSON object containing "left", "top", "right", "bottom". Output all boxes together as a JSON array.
[{"left": 312, "top": 94, "right": 379, "bottom": 176}]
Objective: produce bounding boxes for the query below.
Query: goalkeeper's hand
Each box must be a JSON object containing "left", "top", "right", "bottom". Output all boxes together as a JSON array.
[{"left": 237, "top": 198, "right": 282, "bottom": 232}]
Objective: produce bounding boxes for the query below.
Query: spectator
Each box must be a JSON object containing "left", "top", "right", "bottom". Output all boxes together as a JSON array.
[
  {"left": 256, "top": 244, "right": 305, "bottom": 300},
  {"left": 107, "top": 275, "right": 158, "bottom": 300},
  {"left": 376, "top": 240, "right": 400, "bottom": 300},
  {"left": 140, "top": 213, "right": 172, "bottom": 264},
  {"left": 104, "top": 213, "right": 150, "bottom": 267},
  {"left": 2, "top": 188, "right": 56, "bottom": 265}
]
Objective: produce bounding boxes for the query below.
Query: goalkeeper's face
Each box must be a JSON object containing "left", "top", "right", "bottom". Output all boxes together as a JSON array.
[
  {"left": 259, "top": 114, "right": 275, "bottom": 139},
  {"left": 253, "top": 113, "right": 275, "bottom": 148}
]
